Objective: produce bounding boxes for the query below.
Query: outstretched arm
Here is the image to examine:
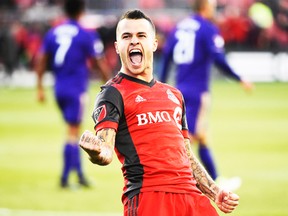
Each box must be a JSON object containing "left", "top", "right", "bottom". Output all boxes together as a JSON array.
[
  {"left": 184, "top": 138, "right": 239, "bottom": 213},
  {"left": 79, "top": 128, "right": 116, "bottom": 166},
  {"left": 214, "top": 53, "right": 254, "bottom": 93}
]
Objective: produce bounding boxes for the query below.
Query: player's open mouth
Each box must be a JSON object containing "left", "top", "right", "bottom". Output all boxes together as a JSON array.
[{"left": 129, "top": 49, "right": 143, "bottom": 65}]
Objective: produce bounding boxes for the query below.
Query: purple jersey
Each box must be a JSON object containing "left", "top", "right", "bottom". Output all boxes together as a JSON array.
[
  {"left": 42, "top": 19, "right": 104, "bottom": 94},
  {"left": 160, "top": 14, "right": 240, "bottom": 96}
]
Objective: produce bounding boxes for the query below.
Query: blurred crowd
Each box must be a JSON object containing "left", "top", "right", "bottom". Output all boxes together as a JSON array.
[
  {"left": 217, "top": 0, "right": 288, "bottom": 51},
  {"left": 0, "top": 0, "right": 288, "bottom": 78}
]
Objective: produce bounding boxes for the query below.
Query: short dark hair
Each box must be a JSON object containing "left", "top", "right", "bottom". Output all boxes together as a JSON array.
[
  {"left": 192, "top": 0, "right": 208, "bottom": 12},
  {"left": 64, "top": 0, "right": 85, "bottom": 18},
  {"left": 118, "top": 9, "right": 156, "bottom": 33}
]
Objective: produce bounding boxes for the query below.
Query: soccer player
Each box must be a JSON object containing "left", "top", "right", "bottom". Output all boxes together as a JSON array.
[
  {"left": 159, "top": 0, "right": 253, "bottom": 188},
  {"left": 35, "top": 0, "right": 111, "bottom": 188},
  {"left": 79, "top": 9, "right": 239, "bottom": 215}
]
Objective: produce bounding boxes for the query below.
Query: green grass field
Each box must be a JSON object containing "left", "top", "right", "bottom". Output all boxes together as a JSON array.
[{"left": 0, "top": 80, "right": 288, "bottom": 216}]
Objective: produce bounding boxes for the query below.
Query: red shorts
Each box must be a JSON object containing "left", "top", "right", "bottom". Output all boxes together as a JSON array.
[{"left": 124, "top": 191, "right": 219, "bottom": 216}]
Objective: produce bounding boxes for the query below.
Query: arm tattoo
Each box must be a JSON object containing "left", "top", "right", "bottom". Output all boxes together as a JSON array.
[
  {"left": 89, "top": 128, "right": 116, "bottom": 166},
  {"left": 184, "top": 138, "right": 220, "bottom": 201}
]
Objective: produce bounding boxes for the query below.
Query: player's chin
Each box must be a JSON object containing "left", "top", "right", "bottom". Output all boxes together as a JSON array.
[{"left": 128, "top": 65, "right": 144, "bottom": 75}]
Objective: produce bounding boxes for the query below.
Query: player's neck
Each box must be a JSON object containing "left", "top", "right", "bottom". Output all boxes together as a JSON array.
[{"left": 121, "top": 68, "right": 153, "bottom": 83}]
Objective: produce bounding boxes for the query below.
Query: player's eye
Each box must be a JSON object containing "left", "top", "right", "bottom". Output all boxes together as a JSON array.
[{"left": 122, "top": 34, "right": 130, "bottom": 39}]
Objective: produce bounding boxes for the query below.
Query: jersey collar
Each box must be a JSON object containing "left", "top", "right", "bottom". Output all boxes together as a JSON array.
[{"left": 119, "top": 72, "right": 156, "bottom": 87}]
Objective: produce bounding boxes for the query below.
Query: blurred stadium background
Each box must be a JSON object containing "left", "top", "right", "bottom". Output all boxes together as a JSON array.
[{"left": 0, "top": 0, "right": 288, "bottom": 216}]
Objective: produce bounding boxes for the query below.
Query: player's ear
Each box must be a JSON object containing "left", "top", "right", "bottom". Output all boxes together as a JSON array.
[
  {"left": 153, "top": 39, "right": 158, "bottom": 52},
  {"left": 114, "top": 41, "right": 119, "bottom": 54}
]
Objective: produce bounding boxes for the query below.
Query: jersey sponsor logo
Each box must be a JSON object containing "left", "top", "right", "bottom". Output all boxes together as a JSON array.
[
  {"left": 135, "top": 95, "right": 146, "bottom": 103},
  {"left": 136, "top": 107, "right": 182, "bottom": 130},
  {"left": 93, "top": 104, "right": 107, "bottom": 124},
  {"left": 167, "top": 89, "right": 180, "bottom": 105}
]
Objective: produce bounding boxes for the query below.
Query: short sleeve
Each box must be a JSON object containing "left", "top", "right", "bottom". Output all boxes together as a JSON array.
[{"left": 92, "top": 86, "right": 123, "bottom": 132}]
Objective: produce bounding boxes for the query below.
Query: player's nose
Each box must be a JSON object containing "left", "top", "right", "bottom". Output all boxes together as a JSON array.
[{"left": 130, "top": 36, "right": 140, "bottom": 45}]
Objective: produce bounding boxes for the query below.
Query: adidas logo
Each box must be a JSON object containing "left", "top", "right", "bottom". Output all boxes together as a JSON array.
[{"left": 135, "top": 95, "right": 146, "bottom": 103}]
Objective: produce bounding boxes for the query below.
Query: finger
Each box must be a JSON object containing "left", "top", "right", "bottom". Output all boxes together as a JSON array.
[
  {"left": 80, "top": 130, "right": 93, "bottom": 143},
  {"left": 223, "top": 193, "right": 239, "bottom": 206},
  {"left": 83, "top": 137, "right": 97, "bottom": 150},
  {"left": 80, "top": 132, "right": 87, "bottom": 143},
  {"left": 222, "top": 199, "right": 239, "bottom": 208},
  {"left": 228, "top": 192, "right": 240, "bottom": 201},
  {"left": 80, "top": 138, "right": 101, "bottom": 155},
  {"left": 217, "top": 202, "right": 236, "bottom": 214},
  {"left": 223, "top": 199, "right": 239, "bottom": 207},
  {"left": 222, "top": 191, "right": 239, "bottom": 201},
  {"left": 216, "top": 192, "right": 239, "bottom": 214},
  {"left": 84, "top": 135, "right": 92, "bottom": 143},
  {"left": 80, "top": 133, "right": 101, "bottom": 152}
]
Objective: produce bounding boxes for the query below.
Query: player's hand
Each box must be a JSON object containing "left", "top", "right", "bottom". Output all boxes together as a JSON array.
[
  {"left": 37, "top": 89, "right": 46, "bottom": 103},
  {"left": 215, "top": 190, "right": 239, "bottom": 214},
  {"left": 240, "top": 80, "right": 254, "bottom": 93},
  {"left": 79, "top": 130, "right": 102, "bottom": 160}
]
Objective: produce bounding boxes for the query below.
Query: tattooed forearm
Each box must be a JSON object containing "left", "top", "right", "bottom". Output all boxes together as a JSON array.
[
  {"left": 97, "top": 128, "right": 116, "bottom": 146},
  {"left": 184, "top": 138, "right": 220, "bottom": 201}
]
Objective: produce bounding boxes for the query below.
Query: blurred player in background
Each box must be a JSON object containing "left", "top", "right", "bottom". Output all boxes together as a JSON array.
[
  {"left": 160, "top": 0, "right": 253, "bottom": 190},
  {"left": 79, "top": 9, "right": 239, "bottom": 215},
  {"left": 35, "top": 0, "right": 111, "bottom": 188}
]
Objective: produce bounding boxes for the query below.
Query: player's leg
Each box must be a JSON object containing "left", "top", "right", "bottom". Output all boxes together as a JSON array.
[
  {"left": 185, "top": 92, "right": 217, "bottom": 180},
  {"left": 195, "top": 92, "right": 218, "bottom": 180},
  {"left": 66, "top": 92, "right": 90, "bottom": 187},
  {"left": 61, "top": 137, "right": 73, "bottom": 188},
  {"left": 55, "top": 95, "right": 72, "bottom": 187},
  {"left": 66, "top": 123, "right": 90, "bottom": 187},
  {"left": 57, "top": 92, "right": 89, "bottom": 187}
]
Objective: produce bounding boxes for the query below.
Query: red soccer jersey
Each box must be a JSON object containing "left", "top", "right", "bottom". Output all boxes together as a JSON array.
[{"left": 92, "top": 73, "right": 200, "bottom": 201}]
